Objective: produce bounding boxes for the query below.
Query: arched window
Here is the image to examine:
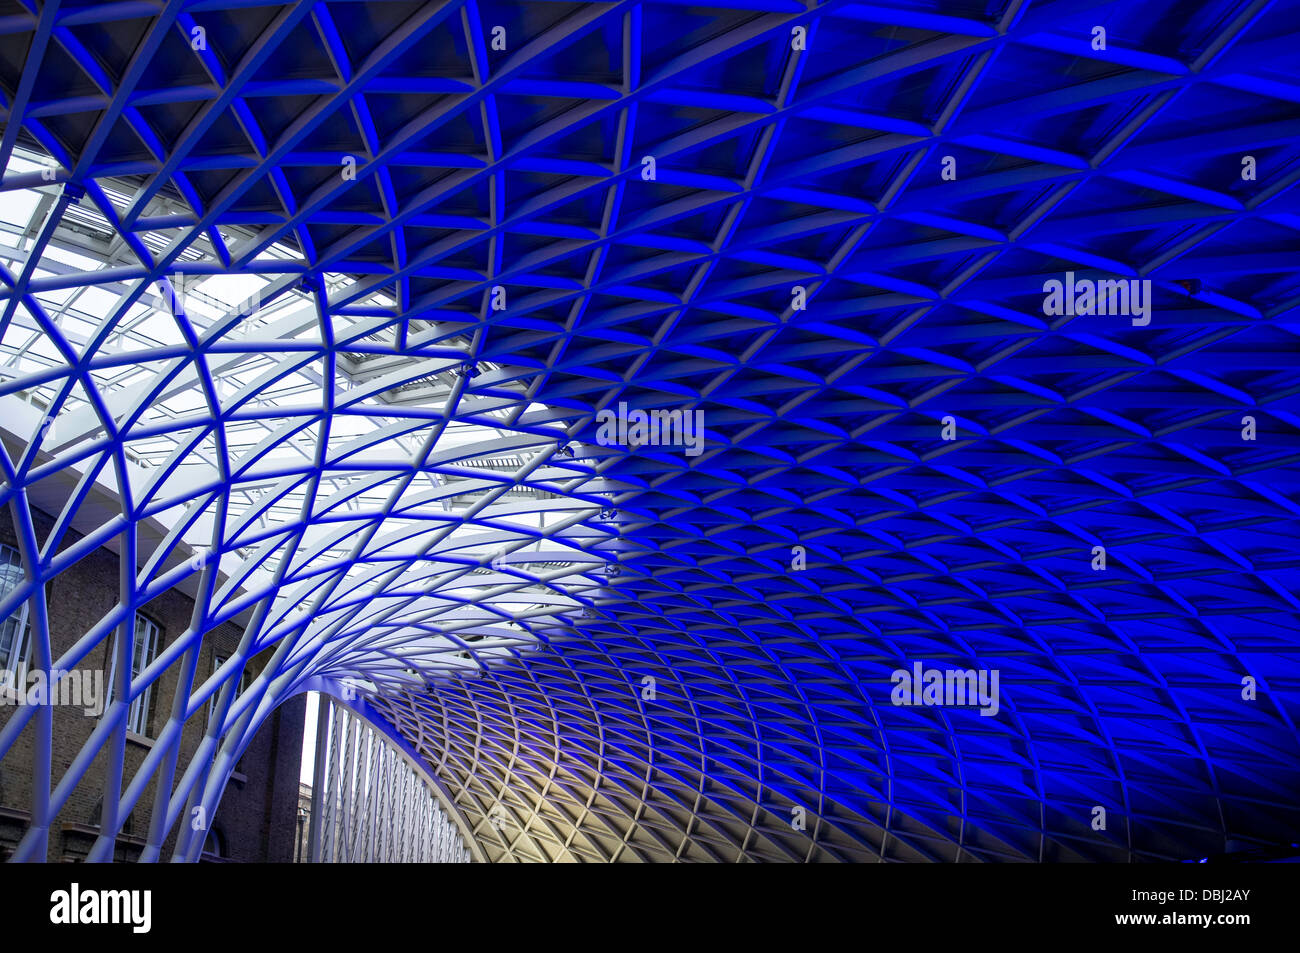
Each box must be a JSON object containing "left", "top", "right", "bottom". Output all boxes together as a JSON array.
[{"left": 202, "top": 827, "right": 226, "bottom": 861}]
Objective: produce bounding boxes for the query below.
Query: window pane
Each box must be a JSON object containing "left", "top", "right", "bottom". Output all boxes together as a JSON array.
[
  {"left": 209, "top": 654, "right": 229, "bottom": 721},
  {"left": 0, "top": 544, "right": 30, "bottom": 676},
  {"left": 128, "top": 614, "right": 159, "bottom": 736}
]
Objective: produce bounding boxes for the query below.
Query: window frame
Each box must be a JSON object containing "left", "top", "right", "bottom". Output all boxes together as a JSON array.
[
  {"left": 128, "top": 614, "right": 160, "bottom": 735},
  {"left": 0, "top": 543, "right": 32, "bottom": 690},
  {"left": 208, "top": 652, "right": 251, "bottom": 723},
  {"left": 108, "top": 611, "right": 161, "bottom": 737}
]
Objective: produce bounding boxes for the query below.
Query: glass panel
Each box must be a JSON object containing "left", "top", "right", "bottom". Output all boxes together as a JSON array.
[
  {"left": 0, "top": 544, "right": 30, "bottom": 684},
  {"left": 209, "top": 654, "right": 229, "bottom": 721},
  {"left": 127, "top": 614, "right": 159, "bottom": 735}
]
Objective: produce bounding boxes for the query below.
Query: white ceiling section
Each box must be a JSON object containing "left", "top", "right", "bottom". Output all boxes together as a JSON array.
[{"left": 0, "top": 142, "right": 622, "bottom": 862}]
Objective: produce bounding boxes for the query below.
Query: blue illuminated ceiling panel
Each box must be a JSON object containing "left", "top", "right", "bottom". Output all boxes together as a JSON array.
[{"left": 0, "top": 0, "right": 1298, "bottom": 862}]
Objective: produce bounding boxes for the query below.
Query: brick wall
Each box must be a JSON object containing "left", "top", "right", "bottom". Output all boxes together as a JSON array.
[{"left": 0, "top": 506, "right": 304, "bottom": 863}]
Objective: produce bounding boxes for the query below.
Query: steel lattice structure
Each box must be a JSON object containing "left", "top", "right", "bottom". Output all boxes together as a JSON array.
[
  {"left": 1, "top": 0, "right": 1299, "bottom": 863},
  {"left": 309, "top": 695, "right": 471, "bottom": 862}
]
